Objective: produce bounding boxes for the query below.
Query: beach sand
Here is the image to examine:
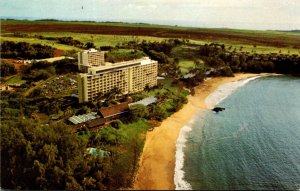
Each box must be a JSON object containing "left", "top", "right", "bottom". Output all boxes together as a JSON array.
[{"left": 133, "top": 73, "right": 265, "bottom": 190}]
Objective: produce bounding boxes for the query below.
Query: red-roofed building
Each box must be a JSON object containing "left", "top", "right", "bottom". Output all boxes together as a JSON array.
[{"left": 99, "top": 103, "right": 129, "bottom": 119}]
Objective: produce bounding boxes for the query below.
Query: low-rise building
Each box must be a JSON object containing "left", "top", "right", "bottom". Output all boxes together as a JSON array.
[
  {"left": 128, "top": 96, "right": 157, "bottom": 107},
  {"left": 99, "top": 102, "right": 129, "bottom": 119},
  {"left": 0, "top": 84, "right": 15, "bottom": 92}
]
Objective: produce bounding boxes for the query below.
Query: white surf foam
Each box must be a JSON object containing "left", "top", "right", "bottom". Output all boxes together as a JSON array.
[
  {"left": 205, "top": 76, "right": 262, "bottom": 108},
  {"left": 174, "top": 116, "right": 196, "bottom": 190}
]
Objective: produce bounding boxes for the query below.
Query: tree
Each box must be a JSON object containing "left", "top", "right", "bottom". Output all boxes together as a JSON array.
[
  {"left": 111, "top": 119, "right": 123, "bottom": 129},
  {"left": 148, "top": 50, "right": 169, "bottom": 64},
  {"left": 29, "top": 88, "right": 44, "bottom": 97},
  {"left": 1, "top": 41, "right": 55, "bottom": 59},
  {"left": 150, "top": 105, "right": 168, "bottom": 121},
  {"left": 85, "top": 42, "right": 96, "bottom": 49},
  {"left": 128, "top": 104, "right": 149, "bottom": 122},
  {"left": 53, "top": 58, "right": 78, "bottom": 74},
  {"left": 1, "top": 120, "right": 115, "bottom": 190},
  {"left": 0, "top": 62, "right": 17, "bottom": 77}
]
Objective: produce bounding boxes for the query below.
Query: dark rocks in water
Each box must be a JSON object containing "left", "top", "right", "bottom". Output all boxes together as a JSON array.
[{"left": 212, "top": 107, "right": 225, "bottom": 113}]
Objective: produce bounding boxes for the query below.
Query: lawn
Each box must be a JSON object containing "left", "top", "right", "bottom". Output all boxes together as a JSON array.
[
  {"left": 131, "top": 77, "right": 189, "bottom": 103},
  {"left": 106, "top": 49, "right": 146, "bottom": 62},
  {"left": 178, "top": 60, "right": 196, "bottom": 74},
  {"left": 119, "top": 120, "right": 150, "bottom": 140},
  {"left": 3, "top": 75, "right": 26, "bottom": 85}
]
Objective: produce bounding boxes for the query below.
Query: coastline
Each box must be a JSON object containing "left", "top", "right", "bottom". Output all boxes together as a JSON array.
[{"left": 133, "top": 73, "right": 271, "bottom": 190}]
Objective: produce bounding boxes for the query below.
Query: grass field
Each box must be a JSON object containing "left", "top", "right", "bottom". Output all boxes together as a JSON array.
[
  {"left": 2, "top": 19, "right": 300, "bottom": 49},
  {"left": 1, "top": 32, "right": 168, "bottom": 51},
  {"left": 1, "top": 19, "right": 300, "bottom": 55},
  {"left": 178, "top": 60, "right": 196, "bottom": 74},
  {"left": 189, "top": 39, "right": 300, "bottom": 55},
  {"left": 26, "top": 32, "right": 168, "bottom": 47},
  {"left": 1, "top": 36, "right": 81, "bottom": 51},
  {"left": 224, "top": 44, "right": 300, "bottom": 55},
  {"left": 3, "top": 75, "right": 26, "bottom": 85},
  {"left": 3, "top": 34, "right": 298, "bottom": 55}
]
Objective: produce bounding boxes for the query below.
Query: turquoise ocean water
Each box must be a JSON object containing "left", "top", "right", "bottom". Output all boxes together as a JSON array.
[{"left": 175, "top": 76, "right": 300, "bottom": 190}]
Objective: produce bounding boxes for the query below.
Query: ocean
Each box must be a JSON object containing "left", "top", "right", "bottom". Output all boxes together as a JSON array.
[{"left": 175, "top": 75, "right": 300, "bottom": 190}]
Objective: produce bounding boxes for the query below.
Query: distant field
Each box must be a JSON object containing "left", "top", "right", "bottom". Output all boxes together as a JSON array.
[
  {"left": 26, "top": 32, "right": 168, "bottom": 47},
  {"left": 2, "top": 19, "right": 300, "bottom": 49},
  {"left": 1, "top": 32, "right": 167, "bottom": 50},
  {"left": 1, "top": 36, "right": 80, "bottom": 51},
  {"left": 2, "top": 34, "right": 298, "bottom": 55},
  {"left": 1, "top": 19, "right": 196, "bottom": 30},
  {"left": 1, "top": 19, "right": 300, "bottom": 55},
  {"left": 188, "top": 40, "right": 300, "bottom": 55},
  {"left": 2, "top": 19, "right": 299, "bottom": 35}
]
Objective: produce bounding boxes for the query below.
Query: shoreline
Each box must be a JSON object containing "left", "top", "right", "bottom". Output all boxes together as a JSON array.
[{"left": 133, "top": 73, "right": 272, "bottom": 190}]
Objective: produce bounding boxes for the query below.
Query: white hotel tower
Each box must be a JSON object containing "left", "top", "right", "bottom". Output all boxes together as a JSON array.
[{"left": 77, "top": 49, "right": 158, "bottom": 103}]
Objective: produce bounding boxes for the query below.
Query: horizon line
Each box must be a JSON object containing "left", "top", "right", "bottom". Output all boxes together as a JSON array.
[{"left": 1, "top": 16, "right": 300, "bottom": 32}]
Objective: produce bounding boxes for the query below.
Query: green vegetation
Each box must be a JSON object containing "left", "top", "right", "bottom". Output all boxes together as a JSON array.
[
  {"left": 1, "top": 36, "right": 80, "bottom": 51},
  {"left": 0, "top": 62, "right": 17, "bottom": 77},
  {"left": 105, "top": 49, "right": 146, "bottom": 63},
  {"left": 1, "top": 32, "right": 167, "bottom": 51},
  {"left": 1, "top": 41, "right": 56, "bottom": 59},
  {"left": 1, "top": 119, "right": 150, "bottom": 190},
  {"left": 178, "top": 60, "right": 196, "bottom": 74},
  {"left": 26, "top": 32, "right": 166, "bottom": 47},
  {"left": 3, "top": 75, "right": 26, "bottom": 85},
  {"left": 128, "top": 104, "right": 149, "bottom": 122},
  {"left": 2, "top": 19, "right": 300, "bottom": 54}
]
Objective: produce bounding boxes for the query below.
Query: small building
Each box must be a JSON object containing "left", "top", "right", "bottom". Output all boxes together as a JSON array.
[
  {"left": 99, "top": 103, "right": 129, "bottom": 119},
  {"left": 51, "top": 116, "right": 60, "bottom": 120},
  {"left": 0, "top": 84, "right": 15, "bottom": 92},
  {"left": 68, "top": 112, "right": 100, "bottom": 125},
  {"left": 87, "top": 118, "right": 107, "bottom": 129},
  {"left": 183, "top": 73, "right": 196, "bottom": 79},
  {"left": 73, "top": 123, "right": 87, "bottom": 131},
  {"left": 129, "top": 96, "right": 157, "bottom": 107},
  {"left": 31, "top": 113, "right": 49, "bottom": 120},
  {"left": 70, "top": 93, "right": 79, "bottom": 98},
  {"left": 85, "top": 148, "right": 110, "bottom": 158}
]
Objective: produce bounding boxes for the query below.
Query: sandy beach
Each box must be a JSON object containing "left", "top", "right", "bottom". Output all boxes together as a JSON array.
[{"left": 133, "top": 73, "right": 266, "bottom": 190}]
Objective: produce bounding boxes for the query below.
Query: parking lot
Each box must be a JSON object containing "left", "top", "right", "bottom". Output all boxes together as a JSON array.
[{"left": 40, "top": 74, "right": 78, "bottom": 97}]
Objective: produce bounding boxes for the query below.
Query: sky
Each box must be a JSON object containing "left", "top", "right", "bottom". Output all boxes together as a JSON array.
[{"left": 1, "top": 0, "right": 300, "bottom": 30}]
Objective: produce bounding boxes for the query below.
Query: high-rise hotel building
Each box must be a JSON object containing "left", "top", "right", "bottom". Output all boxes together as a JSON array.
[
  {"left": 78, "top": 48, "right": 105, "bottom": 72},
  {"left": 77, "top": 49, "right": 158, "bottom": 103}
]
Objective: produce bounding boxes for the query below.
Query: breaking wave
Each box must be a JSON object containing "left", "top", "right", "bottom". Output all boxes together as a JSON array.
[{"left": 205, "top": 76, "right": 262, "bottom": 108}]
